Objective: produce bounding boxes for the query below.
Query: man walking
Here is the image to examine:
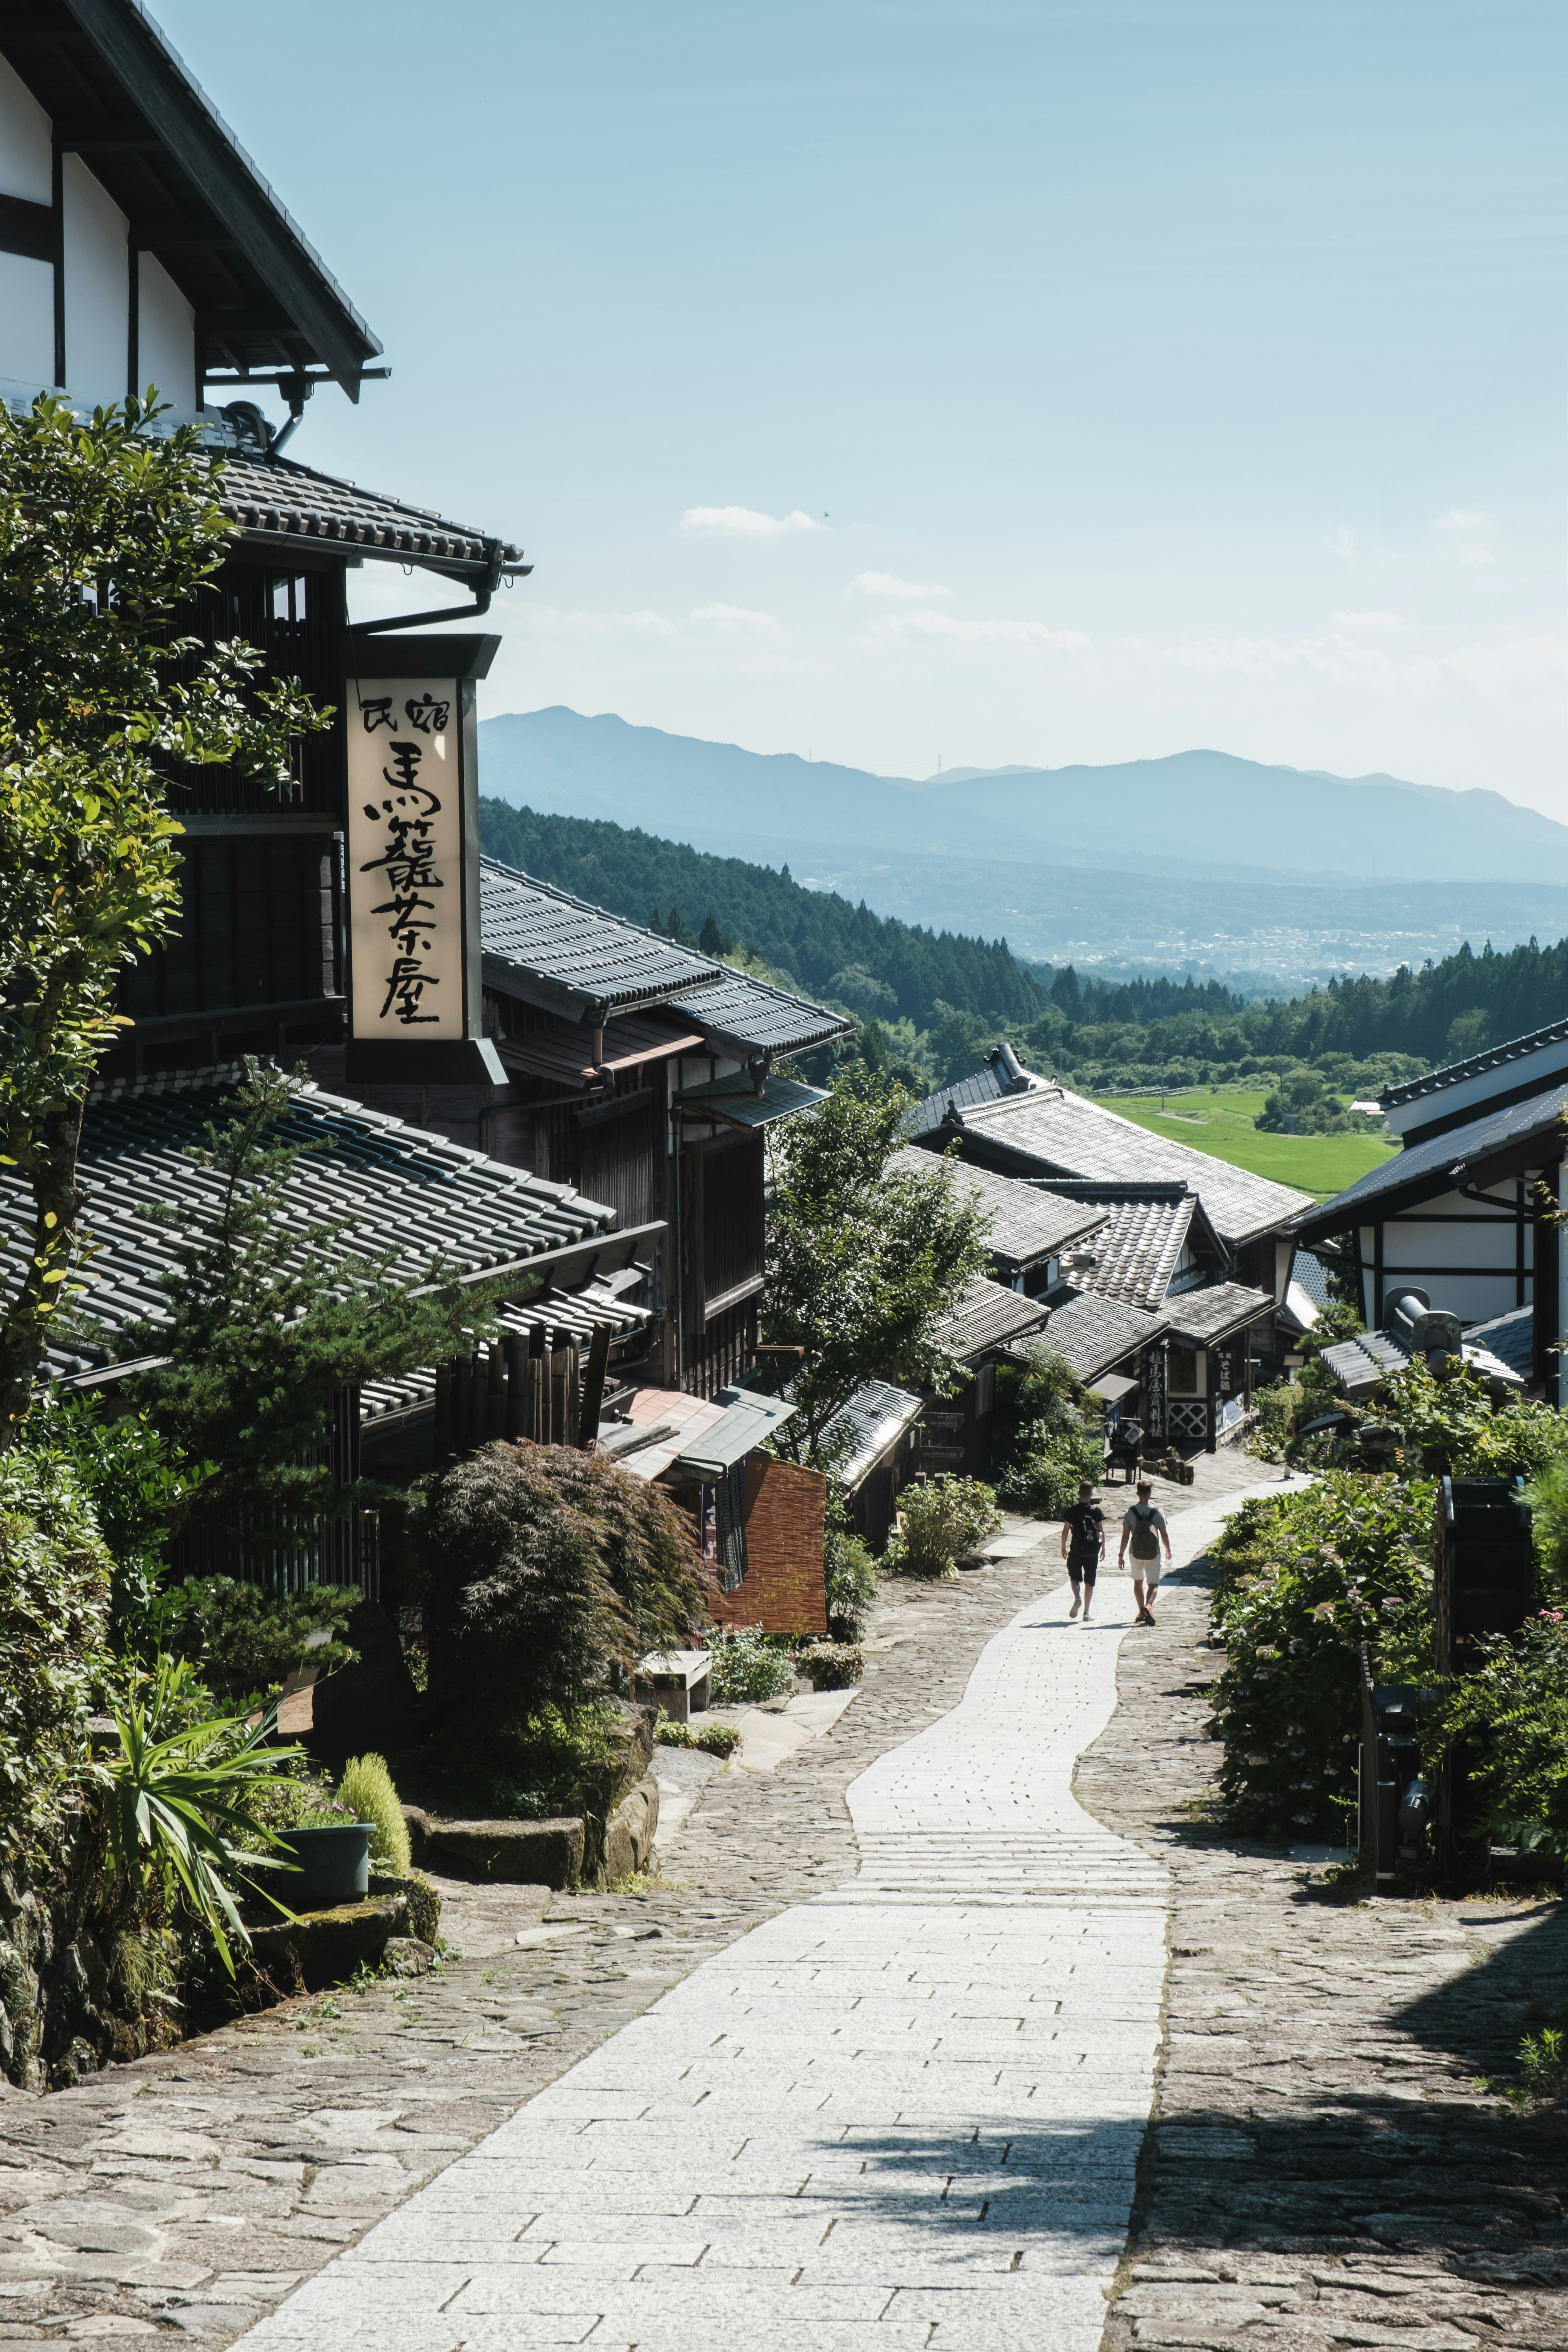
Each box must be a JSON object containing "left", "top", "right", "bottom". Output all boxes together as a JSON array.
[
  {"left": 1119, "top": 1480, "right": 1173, "bottom": 1625},
  {"left": 1060, "top": 1481, "right": 1105, "bottom": 1619}
]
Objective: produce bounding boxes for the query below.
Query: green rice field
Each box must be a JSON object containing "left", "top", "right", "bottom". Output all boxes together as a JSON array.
[{"left": 1087, "top": 1086, "right": 1398, "bottom": 1203}]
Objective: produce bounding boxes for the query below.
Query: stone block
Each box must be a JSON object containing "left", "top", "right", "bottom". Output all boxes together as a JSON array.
[
  {"left": 590, "top": 1776, "right": 662, "bottom": 1891},
  {"left": 423, "top": 1817, "right": 585, "bottom": 1889},
  {"left": 247, "top": 1893, "right": 409, "bottom": 1991}
]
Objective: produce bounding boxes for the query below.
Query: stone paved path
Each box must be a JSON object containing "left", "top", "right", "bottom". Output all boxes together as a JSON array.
[
  {"left": 231, "top": 1489, "right": 1281, "bottom": 2352},
  {"left": 1076, "top": 1548, "right": 1568, "bottom": 2352}
]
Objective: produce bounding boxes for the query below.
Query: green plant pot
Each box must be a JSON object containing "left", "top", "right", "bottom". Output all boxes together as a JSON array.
[{"left": 281, "top": 1824, "right": 372, "bottom": 1909}]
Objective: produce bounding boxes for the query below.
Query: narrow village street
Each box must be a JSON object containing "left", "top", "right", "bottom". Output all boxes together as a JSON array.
[{"left": 2, "top": 1454, "right": 1560, "bottom": 2352}]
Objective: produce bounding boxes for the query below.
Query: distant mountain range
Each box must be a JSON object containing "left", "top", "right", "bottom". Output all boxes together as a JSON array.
[{"left": 476, "top": 708, "right": 1568, "bottom": 984}]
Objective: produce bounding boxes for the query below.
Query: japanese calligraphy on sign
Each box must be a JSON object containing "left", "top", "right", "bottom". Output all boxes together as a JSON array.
[{"left": 346, "top": 677, "right": 464, "bottom": 1040}]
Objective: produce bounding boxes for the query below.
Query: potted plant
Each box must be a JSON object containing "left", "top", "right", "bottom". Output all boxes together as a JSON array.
[{"left": 280, "top": 1796, "right": 374, "bottom": 1908}]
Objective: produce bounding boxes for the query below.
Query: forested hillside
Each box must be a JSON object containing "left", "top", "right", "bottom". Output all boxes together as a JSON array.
[
  {"left": 478, "top": 799, "right": 1568, "bottom": 1099},
  {"left": 478, "top": 799, "right": 1044, "bottom": 1031}
]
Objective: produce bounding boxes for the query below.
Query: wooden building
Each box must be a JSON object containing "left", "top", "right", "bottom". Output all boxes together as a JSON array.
[{"left": 1293, "top": 1016, "right": 1568, "bottom": 1401}]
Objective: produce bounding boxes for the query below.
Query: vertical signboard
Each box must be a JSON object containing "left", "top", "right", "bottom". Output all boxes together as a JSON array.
[{"left": 341, "top": 633, "right": 504, "bottom": 1086}]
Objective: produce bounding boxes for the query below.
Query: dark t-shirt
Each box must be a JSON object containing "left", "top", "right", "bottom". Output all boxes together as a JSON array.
[{"left": 1063, "top": 1502, "right": 1105, "bottom": 1561}]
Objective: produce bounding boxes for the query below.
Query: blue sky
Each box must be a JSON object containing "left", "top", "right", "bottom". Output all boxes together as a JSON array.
[{"left": 159, "top": 1, "right": 1566, "bottom": 807}]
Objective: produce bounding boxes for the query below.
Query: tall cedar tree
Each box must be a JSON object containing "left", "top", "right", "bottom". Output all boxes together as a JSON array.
[
  {"left": 762, "top": 1076, "right": 993, "bottom": 1464},
  {"left": 0, "top": 393, "right": 326, "bottom": 1446},
  {"left": 117, "top": 1062, "right": 508, "bottom": 1532}
]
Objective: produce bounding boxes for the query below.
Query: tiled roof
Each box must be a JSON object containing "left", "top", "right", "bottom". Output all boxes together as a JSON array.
[
  {"left": 216, "top": 454, "right": 521, "bottom": 570},
  {"left": 904, "top": 1045, "right": 1050, "bottom": 1140},
  {"left": 21, "top": 1073, "right": 624, "bottom": 1382},
  {"left": 1062, "top": 1187, "right": 1197, "bottom": 1311},
  {"left": 1164, "top": 1281, "right": 1274, "bottom": 1346},
  {"left": 1321, "top": 1325, "right": 1525, "bottom": 1401},
  {"left": 1038, "top": 1290, "right": 1168, "bottom": 1382},
  {"left": 481, "top": 860, "right": 722, "bottom": 1013},
  {"left": 951, "top": 1088, "right": 1310, "bottom": 1247},
  {"left": 931, "top": 1276, "right": 1052, "bottom": 1362},
  {"left": 666, "top": 967, "right": 851, "bottom": 1059},
  {"left": 821, "top": 1379, "right": 925, "bottom": 1489},
  {"left": 1290, "top": 1249, "right": 1334, "bottom": 1309},
  {"left": 359, "top": 1286, "right": 650, "bottom": 1426},
  {"left": 1293, "top": 1079, "right": 1568, "bottom": 1237},
  {"left": 1464, "top": 1303, "right": 1536, "bottom": 1382},
  {"left": 1381, "top": 1016, "right": 1568, "bottom": 1110},
  {"left": 891, "top": 1148, "right": 1105, "bottom": 1273}
]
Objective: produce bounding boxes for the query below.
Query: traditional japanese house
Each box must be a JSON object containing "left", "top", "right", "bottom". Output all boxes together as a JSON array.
[
  {"left": 888, "top": 1147, "right": 1106, "bottom": 1298},
  {"left": 1292, "top": 1016, "right": 1568, "bottom": 1400},
  {"left": 919, "top": 1276, "right": 1052, "bottom": 1477},
  {"left": 472, "top": 861, "right": 850, "bottom": 1397},
  {"left": 904, "top": 1040, "right": 1052, "bottom": 1135},
  {"left": 820, "top": 1380, "right": 926, "bottom": 1552},
  {"left": 3, "top": 1067, "right": 652, "bottom": 1592},
  {"left": 1027, "top": 1291, "right": 1169, "bottom": 1417}
]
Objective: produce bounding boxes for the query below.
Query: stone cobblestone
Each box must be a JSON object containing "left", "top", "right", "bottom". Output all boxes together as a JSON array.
[
  {"left": 0, "top": 1546, "right": 1054, "bottom": 2348},
  {"left": 1076, "top": 1541, "right": 1568, "bottom": 2352}
]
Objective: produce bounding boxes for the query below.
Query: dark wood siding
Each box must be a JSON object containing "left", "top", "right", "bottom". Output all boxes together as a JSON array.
[{"left": 121, "top": 835, "right": 339, "bottom": 1020}]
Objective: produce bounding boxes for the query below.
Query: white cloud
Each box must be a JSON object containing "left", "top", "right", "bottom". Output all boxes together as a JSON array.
[
  {"left": 851, "top": 570, "right": 951, "bottom": 600},
  {"left": 878, "top": 610, "right": 1093, "bottom": 653},
  {"left": 1324, "top": 526, "right": 1359, "bottom": 560},
  {"left": 690, "top": 602, "right": 784, "bottom": 636},
  {"left": 1329, "top": 610, "right": 1407, "bottom": 633},
  {"left": 679, "top": 505, "right": 822, "bottom": 538},
  {"left": 1432, "top": 508, "right": 1495, "bottom": 564}
]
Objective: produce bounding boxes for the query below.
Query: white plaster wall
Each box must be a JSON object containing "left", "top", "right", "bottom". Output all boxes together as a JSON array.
[
  {"left": 61, "top": 152, "right": 127, "bottom": 412},
  {"left": 136, "top": 250, "right": 196, "bottom": 412},
  {"left": 1381, "top": 1217, "right": 1522, "bottom": 1274},
  {"left": 0, "top": 52, "right": 50, "bottom": 203},
  {"left": 0, "top": 53, "right": 55, "bottom": 397},
  {"left": 0, "top": 254, "right": 54, "bottom": 394}
]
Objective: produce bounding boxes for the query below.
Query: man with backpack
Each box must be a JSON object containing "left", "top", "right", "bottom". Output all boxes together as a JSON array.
[
  {"left": 1060, "top": 1481, "right": 1105, "bottom": 1619},
  {"left": 1119, "top": 1480, "right": 1173, "bottom": 1625}
]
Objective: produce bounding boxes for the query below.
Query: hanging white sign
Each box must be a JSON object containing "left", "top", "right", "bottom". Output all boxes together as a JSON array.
[{"left": 345, "top": 675, "right": 465, "bottom": 1041}]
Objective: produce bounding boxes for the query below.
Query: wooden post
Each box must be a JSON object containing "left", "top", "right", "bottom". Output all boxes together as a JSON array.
[
  {"left": 547, "top": 1341, "right": 568, "bottom": 1445},
  {"left": 563, "top": 1340, "right": 581, "bottom": 1446},
  {"left": 526, "top": 1322, "right": 546, "bottom": 1442},
  {"left": 579, "top": 1322, "right": 611, "bottom": 1447},
  {"left": 434, "top": 1362, "right": 453, "bottom": 1463},
  {"left": 504, "top": 1331, "right": 528, "bottom": 1441},
  {"left": 486, "top": 1338, "right": 506, "bottom": 1439}
]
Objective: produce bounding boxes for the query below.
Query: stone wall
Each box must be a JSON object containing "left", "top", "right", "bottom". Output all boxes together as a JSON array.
[{"left": 0, "top": 1826, "right": 171, "bottom": 2093}]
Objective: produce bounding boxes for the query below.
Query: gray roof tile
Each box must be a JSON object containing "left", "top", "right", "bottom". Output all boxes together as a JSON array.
[
  {"left": 820, "top": 1379, "right": 925, "bottom": 1489},
  {"left": 481, "top": 859, "right": 723, "bottom": 1012},
  {"left": 904, "top": 1046, "right": 1051, "bottom": 1139},
  {"left": 1163, "top": 1281, "right": 1274, "bottom": 1345},
  {"left": 950, "top": 1087, "right": 1310, "bottom": 1247},
  {"left": 932, "top": 1276, "right": 1052, "bottom": 1361},
  {"left": 218, "top": 454, "right": 520, "bottom": 569},
  {"left": 1381, "top": 1016, "right": 1568, "bottom": 1110},
  {"left": 891, "top": 1148, "right": 1105, "bottom": 1273},
  {"left": 1463, "top": 1303, "right": 1536, "bottom": 1381},
  {"left": 666, "top": 967, "right": 851, "bottom": 1058},
  {"left": 1294, "top": 1078, "right": 1568, "bottom": 1236},
  {"left": 18, "top": 1071, "right": 624, "bottom": 1381},
  {"left": 1038, "top": 1290, "right": 1168, "bottom": 1382},
  {"left": 1064, "top": 1188, "right": 1196, "bottom": 1311}
]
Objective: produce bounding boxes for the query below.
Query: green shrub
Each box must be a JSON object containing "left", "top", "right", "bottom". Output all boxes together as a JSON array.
[
  {"left": 1435, "top": 1611, "right": 1568, "bottom": 1858},
  {"left": 151, "top": 1576, "right": 358, "bottom": 1707},
  {"left": 709, "top": 1625, "right": 795, "bottom": 1704},
  {"left": 1207, "top": 1473, "right": 1436, "bottom": 1841},
  {"left": 91, "top": 1655, "right": 303, "bottom": 1974},
  {"left": 884, "top": 1475, "right": 1002, "bottom": 1578},
  {"left": 1249, "top": 1379, "right": 1303, "bottom": 1463},
  {"left": 824, "top": 1488, "right": 879, "bottom": 1638},
  {"left": 1385, "top": 1358, "right": 1568, "bottom": 1482},
  {"left": 0, "top": 1446, "right": 115, "bottom": 1871},
  {"left": 797, "top": 1639, "right": 864, "bottom": 1690},
  {"left": 654, "top": 1719, "right": 742, "bottom": 1758},
  {"left": 993, "top": 1345, "right": 1104, "bottom": 1515},
  {"left": 337, "top": 1753, "right": 412, "bottom": 1871}
]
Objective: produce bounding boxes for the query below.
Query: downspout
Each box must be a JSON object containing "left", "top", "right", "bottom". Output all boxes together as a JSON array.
[{"left": 343, "top": 537, "right": 532, "bottom": 637}]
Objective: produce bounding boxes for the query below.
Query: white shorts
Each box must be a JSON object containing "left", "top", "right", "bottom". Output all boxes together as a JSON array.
[{"left": 1129, "top": 1555, "right": 1161, "bottom": 1585}]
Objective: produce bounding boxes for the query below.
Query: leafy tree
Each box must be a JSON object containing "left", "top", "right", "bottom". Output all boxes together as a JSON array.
[
  {"left": 992, "top": 1342, "right": 1105, "bottom": 1514},
  {"left": 762, "top": 1078, "right": 993, "bottom": 1463},
  {"left": 117, "top": 1060, "right": 506, "bottom": 1537},
  {"left": 423, "top": 1441, "right": 708, "bottom": 1723},
  {"left": 0, "top": 393, "right": 326, "bottom": 1447}
]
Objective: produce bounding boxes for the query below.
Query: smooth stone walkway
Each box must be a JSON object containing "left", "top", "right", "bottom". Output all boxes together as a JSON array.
[{"left": 237, "top": 1508, "right": 1266, "bottom": 2352}]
